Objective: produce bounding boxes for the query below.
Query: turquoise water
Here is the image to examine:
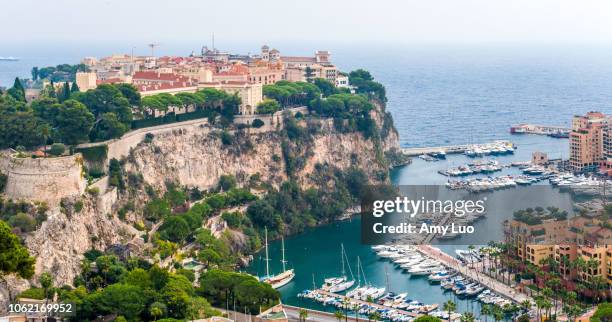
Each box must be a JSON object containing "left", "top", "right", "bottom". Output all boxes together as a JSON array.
[{"left": 245, "top": 134, "right": 578, "bottom": 317}]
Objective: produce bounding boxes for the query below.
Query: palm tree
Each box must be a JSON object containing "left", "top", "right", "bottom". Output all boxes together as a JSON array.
[
  {"left": 460, "top": 312, "right": 475, "bottom": 322},
  {"left": 342, "top": 297, "right": 350, "bottom": 322},
  {"left": 334, "top": 310, "right": 345, "bottom": 322},
  {"left": 480, "top": 304, "right": 492, "bottom": 322},
  {"left": 443, "top": 299, "right": 456, "bottom": 318},
  {"left": 369, "top": 311, "right": 382, "bottom": 321},
  {"left": 492, "top": 305, "right": 504, "bottom": 322},
  {"left": 520, "top": 299, "right": 531, "bottom": 314},
  {"left": 299, "top": 308, "right": 308, "bottom": 322}
]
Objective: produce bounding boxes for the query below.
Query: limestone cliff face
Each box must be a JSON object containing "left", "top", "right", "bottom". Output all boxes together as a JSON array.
[
  {"left": 0, "top": 101, "right": 400, "bottom": 308},
  {"left": 0, "top": 194, "right": 140, "bottom": 310},
  {"left": 126, "top": 129, "right": 288, "bottom": 190},
  {"left": 126, "top": 106, "right": 399, "bottom": 191}
]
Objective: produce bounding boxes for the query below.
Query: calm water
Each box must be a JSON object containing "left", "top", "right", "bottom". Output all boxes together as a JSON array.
[
  {"left": 246, "top": 135, "right": 577, "bottom": 316},
  {"left": 3, "top": 45, "right": 610, "bottom": 315}
]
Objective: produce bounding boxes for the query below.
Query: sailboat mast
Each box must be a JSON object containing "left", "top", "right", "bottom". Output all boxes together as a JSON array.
[
  {"left": 341, "top": 243, "right": 346, "bottom": 277},
  {"left": 265, "top": 227, "right": 270, "bottom": 277},
  {"left": 281, "top": 236, "right": 287, "bottom": 272},
  {"left": 356, "top": 257, "right": 361, "bottom": 286}
]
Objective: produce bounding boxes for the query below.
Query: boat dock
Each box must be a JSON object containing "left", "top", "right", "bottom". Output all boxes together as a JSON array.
[
  {"left": 307, "top": 289, "right": 443, "bottom": 320},
  {"left": 510, "top": 124, "right": 570, "bottom": 137},
  {"left": 415, "top": 245, "right": 532, "bottom": 305},
  {"left": 401, "top": 140, "right": 514, "bottom": 157}
]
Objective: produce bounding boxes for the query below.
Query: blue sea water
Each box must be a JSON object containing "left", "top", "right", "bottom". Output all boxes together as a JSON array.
[
  {"left": 3, "top": 45, "right": 612, "bottom": 146},
  {"left": 4, "top": 45, "right": 612, "bottom": 316}
]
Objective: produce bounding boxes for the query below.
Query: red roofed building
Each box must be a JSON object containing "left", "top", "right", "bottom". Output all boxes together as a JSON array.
[{"left": 132, "top": 71, "right": 198, "bottom": 96}]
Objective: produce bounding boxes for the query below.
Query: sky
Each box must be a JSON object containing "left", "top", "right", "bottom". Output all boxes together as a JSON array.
[{"left": 2, "top": 0, "right": 612, "bottom": 54}]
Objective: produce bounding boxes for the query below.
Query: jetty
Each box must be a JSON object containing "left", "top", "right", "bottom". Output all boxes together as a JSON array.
[
  {"left": 306, "top": 289, "right": 443, "bottom": 320},
  {"left": 510, "top": 124, "right": 570, "bottom": 137},
  {"left": 415, "top": 245, "right": 532, "bottom": 304},
  {"left": 401, "top": 140, "right": 514, "bottom": 157}
]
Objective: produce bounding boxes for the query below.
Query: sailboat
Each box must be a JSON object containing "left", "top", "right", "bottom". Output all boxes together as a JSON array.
[
  {"left": 322, "top": 243, "right": 355, "bottom": 293},
  {"left": 261, "top": 228, "right": 295, "bottom": 289}
]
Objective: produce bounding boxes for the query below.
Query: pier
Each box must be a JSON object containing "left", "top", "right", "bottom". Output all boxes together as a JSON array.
[
  {"left": 415, "top": 245, "right": 532, "bottom": 305},
  {"left": 401, "top": 140, "right": 514, "bottom": 157},
  {"left": 510, "top": 124, "right": 570, "bottom": 137},
  {"left": 306, "top": 289, "right": 442, "bottom": 320}
]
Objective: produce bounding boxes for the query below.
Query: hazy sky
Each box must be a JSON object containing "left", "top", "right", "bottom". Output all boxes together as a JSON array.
[{"left": 2, "top": 0, "right": 612, "bottom": 51}]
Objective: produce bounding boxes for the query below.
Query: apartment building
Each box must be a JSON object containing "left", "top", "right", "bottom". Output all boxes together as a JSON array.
[
  {"left": 569, "top": 112, "right": 607, "bottom": 173},
  {"left": 198, "top": 81, "right": 263, "bottom": 115}
]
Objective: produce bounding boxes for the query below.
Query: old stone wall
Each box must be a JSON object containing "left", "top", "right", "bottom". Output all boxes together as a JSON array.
[{"left": 1, "top": 153, "right": 86, "bottom": 204}]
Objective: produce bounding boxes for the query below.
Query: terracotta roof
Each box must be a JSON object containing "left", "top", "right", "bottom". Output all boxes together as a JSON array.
[
  {"left": 137, "top": 82, "right": 197, "bottom": 92},
  {"left": 96, "top": 78, "right": 123, "bottom": 85},
  {"left": 281, "top": 56, "right": 316, "bottom": 63},
  {"left": 133, "top": 71, "right": 193, "bottom": 83}
]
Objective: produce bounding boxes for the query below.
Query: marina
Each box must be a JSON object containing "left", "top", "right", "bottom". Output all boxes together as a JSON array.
[
  {"left": 401, "top": 140, "right": 515, "bottom": 157},
  {"left": 247, "top": 136, "right": 573, "bottom": 320},
  {"left": 298, "top": 244, "right": 528, "bottom": 321}
]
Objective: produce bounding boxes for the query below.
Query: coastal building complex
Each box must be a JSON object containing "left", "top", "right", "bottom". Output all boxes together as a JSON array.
[
  {"left": 568, "top": 112, "right": 610, "bottom": 173},
  {"left": 505, "top": 214, "right": 612, "bottom": 285},
  {"left": 74, "top": 44, "right": 344, "bottom": 115}
]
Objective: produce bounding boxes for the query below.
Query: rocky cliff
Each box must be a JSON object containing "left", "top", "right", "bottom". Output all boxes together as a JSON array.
[
  {"left": 126, "top": 102, "right": 399, "bottom": 190},
  {"left": 0, "top": 101, "right": 400, "bottom": 308}
]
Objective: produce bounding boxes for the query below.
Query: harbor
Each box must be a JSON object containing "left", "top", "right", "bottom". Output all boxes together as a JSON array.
[
  {"left": 297, "top": 244, "right": 530, "bottom": 321},
  {"left": 246, "top": 135, "right": 573, "bottom": 321}
]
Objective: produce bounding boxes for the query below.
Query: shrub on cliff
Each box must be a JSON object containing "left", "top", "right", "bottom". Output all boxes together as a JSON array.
[
  {"left": 8, "top": 213, "right": 37, "bottom": 233},
  {"left": 158, "top": 216, "right": 190, "bottom": 243},
  {"left": 252, "top": 118, "right": 264, "bottom": 128},
  {"left": 0, "top": 172, "right": 6, "bottom": 192},
  {"left": 220, "top": 131, "right": 233, "bottom": 145},
  {"left": 48, "top": 143, "right": 65, "bottom": 156},
  {"left": 144, "top": 198, "right": 171, "bottom": 221},
  {"left": 0, "top": 220, "right": 35, "bottom": 281}
]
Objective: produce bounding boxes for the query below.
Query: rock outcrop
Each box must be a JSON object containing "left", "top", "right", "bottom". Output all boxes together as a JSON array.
[{"left": 0, "top": 100, "right": 400, "bottom": 308}]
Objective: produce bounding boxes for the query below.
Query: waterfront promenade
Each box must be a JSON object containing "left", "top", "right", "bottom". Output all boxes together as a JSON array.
[{"left": 416, "top": 245, "right": 532, "bottom": 304}]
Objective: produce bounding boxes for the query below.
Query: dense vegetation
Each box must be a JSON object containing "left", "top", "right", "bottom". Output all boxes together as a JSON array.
[
  {"left": 0, "top": 198, "right": 48, "bottom": 233},
  {"left": 512, "top": 206, "right": 568, "bottom": 225},
  {"left": 0, "top": 81, "right": 241, "bottom": 149},
  {"left": 31, "top": 64, "right": 90, "bottom": 82}
]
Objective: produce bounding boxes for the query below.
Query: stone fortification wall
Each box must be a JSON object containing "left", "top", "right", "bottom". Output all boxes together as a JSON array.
[{"left": 0, "top": 153, "right": 86, "bottom": 204}]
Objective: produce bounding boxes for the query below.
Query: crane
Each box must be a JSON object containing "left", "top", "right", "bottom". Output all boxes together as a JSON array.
[{"left": 148, "top": 43, "right": 160, "bottom": 57}]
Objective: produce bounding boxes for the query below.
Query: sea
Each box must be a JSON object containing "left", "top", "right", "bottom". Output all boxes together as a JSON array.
[{"left": 3, "top": 44, "right": 612, "bottom": 317}]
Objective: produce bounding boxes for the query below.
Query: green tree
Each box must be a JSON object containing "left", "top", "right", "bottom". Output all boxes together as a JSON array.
[
  {"left": 0, "top": 109, "right": 46, "bottom": 149},
  {"left": 113, "top": 83, "right": 141, "bottom": 106},
  {"left": 92, "top": 112, "right": 129, "bottom": 141},
  {"left": 31, "top": 67, "right": 39, "bottom": 81},
  {"left": 443, "top": 299, "right": 456, "bottom": 317},
  {"left": 314, "top": 78, "right": 337, "bottom": 97},
  {"left": 159, "top": 216, "right": 191, "bottom": 243},
  {"left": 144, "top": 198, "right": 171, "bottom": 221},
  {"left": 95, "top": 283, "right": 146, "bottom": 320},
  {"left": 56, "top": 99, "right": 94, "bottom": 144},
  {"left": 413, "top": 317, "right": 442, "bottom": 322},
  {"left": 0, "top": 220, "right": 35, "bottom": 298},
  {"left": 256, "top": 99, "right": 281, "bottom": 114},
  {"left": 39, "top": 272, "right": 53, "bottom": 300},
  {"left": 218, "top": 175, "right": 237, "bottom": 191},
  {"left": 48, "top": 143, "right": 66, "bottom": 156},
  {"left": 70, "top": 82, "right": 80, "bottom": 93},
  {"left": 59, "top": 82, "right": 71, "bottom": 102},
  {"left": 7, "top": 78, "right": 26, "bottom": 102},
  {"left": 299, "top": 308, "right": 308, "bottom": 322}
]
